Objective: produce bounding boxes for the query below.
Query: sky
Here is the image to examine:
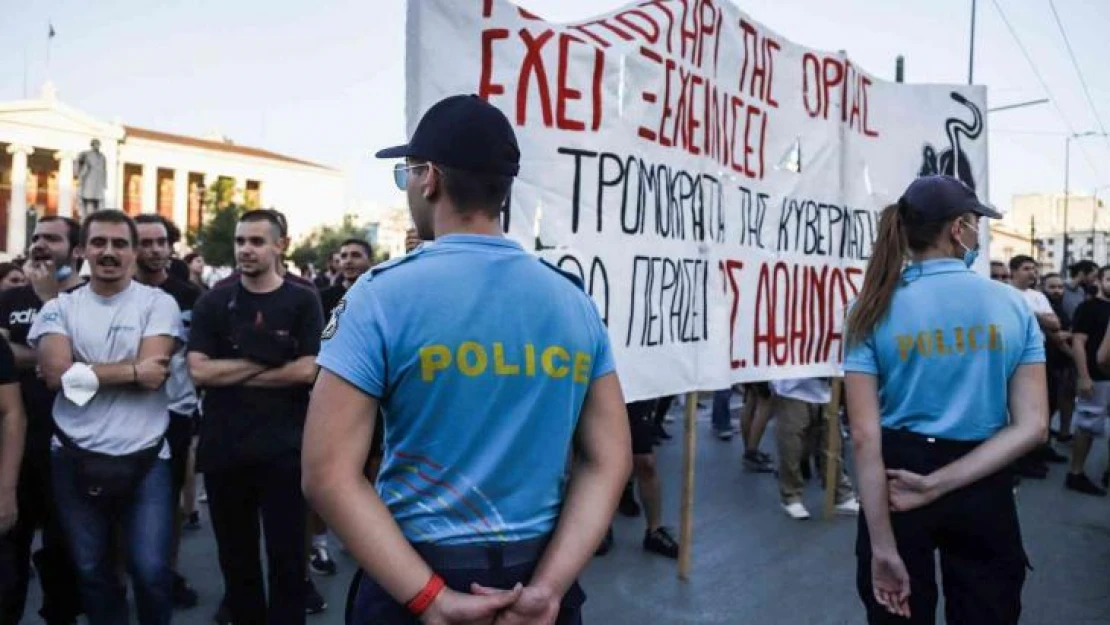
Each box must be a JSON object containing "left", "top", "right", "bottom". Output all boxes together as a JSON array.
[{"left": 3, "top": 0, "right": 1110, "bottom": 226}]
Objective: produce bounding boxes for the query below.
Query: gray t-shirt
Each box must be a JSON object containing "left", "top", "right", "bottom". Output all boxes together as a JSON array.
[{"left": 29, "top": 281, "right": 182, "bottom": 457}]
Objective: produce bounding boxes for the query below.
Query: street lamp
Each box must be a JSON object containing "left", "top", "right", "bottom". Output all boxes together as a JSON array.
[{"left": 1062, "top": 131, "right": 1108, "bottom": 270}]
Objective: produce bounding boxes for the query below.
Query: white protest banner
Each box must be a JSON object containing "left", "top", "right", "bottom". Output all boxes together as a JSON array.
[{"left": 405, "top": 0, "right": 988, "bottom": 401}]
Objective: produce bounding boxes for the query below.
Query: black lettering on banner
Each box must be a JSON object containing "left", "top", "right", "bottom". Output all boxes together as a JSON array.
[
  {"left": 773, "top": 195, "right": 879, "bottom": 260},
  {"left": 628, "top": 255, "right": 708, "bottom": 347},
  {"left": 556, "top": 148, "right": 725, "bottom": 242},
  {"left": 735, "top": 184, "right": 767, "bottom": 248},
  {"left": 556, "top": 253, "right": 610, "bottom": 325}
]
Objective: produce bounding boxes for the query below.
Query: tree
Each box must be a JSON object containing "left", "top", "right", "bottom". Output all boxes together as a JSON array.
[
  {"left": 190, "top": 203, "right": 245, "bottom": 268},
  {"left": 290, "top": 213, "right": 375, "bottom": 271}
]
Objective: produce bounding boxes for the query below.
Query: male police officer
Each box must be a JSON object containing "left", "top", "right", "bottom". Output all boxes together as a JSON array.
[{"left": 303, "top": 94, "right": 632, "bottom": 625}]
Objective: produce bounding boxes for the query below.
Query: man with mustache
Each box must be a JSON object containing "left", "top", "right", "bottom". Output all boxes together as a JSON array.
[
  {"left": 30, "top": 210, "right": 181, "bottom": 625},
  {"left": 133, "top": 214, "right": 203, "bottom": 609},
  {"left": 0, "top": 217, "right": 83, "bottom": 625},
  {"left": 188, "top": 209, "right": 324, "bottom": 625}
]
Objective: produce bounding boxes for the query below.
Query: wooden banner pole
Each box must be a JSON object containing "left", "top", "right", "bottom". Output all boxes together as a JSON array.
[
  {"left": 822, "top": 379, "right": 844, "bottom": 520},
  {"left": 677, "top": 390, "right": 698, "bottom": 580}
]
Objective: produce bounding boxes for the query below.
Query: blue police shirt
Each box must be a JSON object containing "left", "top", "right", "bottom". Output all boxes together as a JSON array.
[
  {"left": 316, "top": 234, "right": 615, "bottom": 546},
  {"left": 843, "top": 258, "right": 1045, "bottom": 441}
]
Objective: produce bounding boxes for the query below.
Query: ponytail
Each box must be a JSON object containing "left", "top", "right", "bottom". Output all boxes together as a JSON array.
[{"left": 845, "top": 202, "right": 907, "bottom": 346}]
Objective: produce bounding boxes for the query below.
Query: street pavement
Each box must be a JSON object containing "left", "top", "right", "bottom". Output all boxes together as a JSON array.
[{"left": 23, "top": 403, "right": 1110, "bottom": 624}]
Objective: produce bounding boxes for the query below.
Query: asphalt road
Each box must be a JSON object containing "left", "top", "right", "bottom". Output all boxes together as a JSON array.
[{"left": 22, "top": 403, "right": 1110, "bottom": 624}]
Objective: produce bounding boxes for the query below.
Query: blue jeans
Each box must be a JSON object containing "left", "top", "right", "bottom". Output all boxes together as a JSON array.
[
  {"left": 712, "top": 388, "right": 733, "bottom": 432},
  {"left": 51, "top": 450, "right": 174, "bottom": 625}
]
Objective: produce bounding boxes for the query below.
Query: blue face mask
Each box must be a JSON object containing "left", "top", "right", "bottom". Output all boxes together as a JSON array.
[{"left": 958, "top": 219, "right": 980, "bottom": 268}]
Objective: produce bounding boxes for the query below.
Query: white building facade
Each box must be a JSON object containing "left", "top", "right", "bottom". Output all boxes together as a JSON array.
[{"left": 0, "top": 85, "right": 345, "bottom": 256}]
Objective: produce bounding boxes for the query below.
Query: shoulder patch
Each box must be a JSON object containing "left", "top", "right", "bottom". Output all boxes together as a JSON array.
[
  {"left": 367, "top": 246, "right": 428, "bottom": 280},
  {"left": 538, "top": 259, "right": 585, "bottom": 290},
  {"left": 321, "top": 296, "right": 346, "bottom": 341}
]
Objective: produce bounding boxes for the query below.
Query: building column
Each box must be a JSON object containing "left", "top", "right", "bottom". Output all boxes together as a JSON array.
[
  {"left": 140, "top": 164, "right": 157, "bottom": 214},
  {"left": 54, "top": 150, "right": 76, "bottom": 218},
  {"left": 6, "top": 144, "right": 33, "bottom": 254},
  {"left": 173, "top": 170, "right": 189, "bottom": 231},
  {"left": 104, "top": 150, "right": 119, "bottom": 209}
]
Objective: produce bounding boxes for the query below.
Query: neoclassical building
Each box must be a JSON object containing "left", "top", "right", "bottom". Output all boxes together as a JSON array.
[{"left": 0, "top": 83, "right": 345, "bottom": 256}]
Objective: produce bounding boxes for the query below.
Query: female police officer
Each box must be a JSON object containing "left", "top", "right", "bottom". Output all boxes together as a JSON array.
[{"left": 843, "top": 175, "right": 1048, "bottom": 624}]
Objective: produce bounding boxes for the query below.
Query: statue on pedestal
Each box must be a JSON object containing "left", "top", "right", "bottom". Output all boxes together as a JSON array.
[{"left": 76, "top": 139, "right": 107, "bottom": 215}]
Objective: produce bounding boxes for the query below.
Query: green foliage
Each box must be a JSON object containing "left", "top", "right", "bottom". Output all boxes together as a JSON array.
[
  {"left": 290, "top": 213, "right": 372, "bottom": 271},
  {"left": 190, "top": 203, "right": 246, "bottom": 268}
]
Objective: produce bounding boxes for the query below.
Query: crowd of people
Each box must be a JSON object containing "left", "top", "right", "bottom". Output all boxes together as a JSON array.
[{"left": 0, "top": 92, "right": 1101, "bottom": 625}]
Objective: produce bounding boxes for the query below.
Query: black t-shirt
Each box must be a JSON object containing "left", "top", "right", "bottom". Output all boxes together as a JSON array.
[
  {"left": 188, "top": 280, "right": 324, "bottom": 472},
  {"left": 1046, "top": 295, "right": 1072, "bottom": 371},
  {"left": 152, "top": 275, "right": 200, "bottom": 314},
  {"left": 1072, "top": 298, "right": 1110, "bottom": 381},
  {"left": 320, "top": 283, "right": 348, "bottom": 320},
  {"left": 0, "top": 339, "right": 17, "bottom": 385},
  {"left": 0, "top": 285, "right": 59, "bottom": 452}
]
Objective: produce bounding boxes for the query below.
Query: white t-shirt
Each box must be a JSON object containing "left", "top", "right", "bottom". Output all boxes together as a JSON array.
[
  {"left": 1019, "top": 287, "right": 1054, "bottom": 316},
  {"left": 29, "top": 281, "right": 181, "bottom": 457},
  {"left": 770, "top": 377, "right": 831, "bottom": 404}
]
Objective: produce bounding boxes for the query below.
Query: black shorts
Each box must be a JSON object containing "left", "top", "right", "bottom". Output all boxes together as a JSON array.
[
  {"left": 167, "top": 412, "right": 196, "bottom": 497},
  {"left": 627, "top": 400, "right": 657, "bottom": 456},
  {"left": 856, "top": 429, "right": 1027, "bottom": 625}
]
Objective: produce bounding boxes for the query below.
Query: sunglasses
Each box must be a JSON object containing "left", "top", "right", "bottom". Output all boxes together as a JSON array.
[{"left": 392, "top": 162, "right": 437, "bottom": 190}]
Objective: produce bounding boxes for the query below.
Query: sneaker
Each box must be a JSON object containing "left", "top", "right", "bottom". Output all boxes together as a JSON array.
[
  {"left": 1039, "top": 446, "right": 1068, "bottom": 464},
  {"left": 305, "top": 579, "right": 327, "bottom": 614},
  {"left": 595, "top": 527, "right": 614, "bottom": 557},
  {"left": 184, "top": 511, "right": 201, "bottom": 531},
  {"left": 310, "top": 545, "right": 337, "bottom": 576},
  {"left": 743, "top": 450, "right": 774, "bottom": 473},
  {"left": 1017, "top": 461, "right": 1049, "bottom": 480},
  {"left": 781, "top": 501, "right": 810, "bottom": 520},
  {"left": 1065, "top": 472, "right": 1108, "bottom": 496},
  {"left": 172, "top": 572, "right": 198, "bottom": 609},
  {"left": 715, "top": 429, "right": 734, "bottom": 441},
  {"left": 618, "top": 483, "right": 641, "bottom": 518},
  {"left": 643, "top": 527, "right": 679, "bottom": 559},
  {"left": 212, "top": 599, "right": 232, "bottom": 625},
  {"left": 835, "top": 498, "right": 861, "bottom": 516}
]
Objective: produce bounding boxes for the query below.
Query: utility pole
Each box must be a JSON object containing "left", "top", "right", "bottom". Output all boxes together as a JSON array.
[
  {"left": 968, "top": 0, "right": 977, "bottom": 84},
  {"left": 895, "top": 55, "right": 904, "bottom": 83}
]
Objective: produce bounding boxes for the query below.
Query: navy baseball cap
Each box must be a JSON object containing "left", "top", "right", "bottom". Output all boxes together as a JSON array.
[
  {"left": 900, "top": 175, "right": 1001, "bottom": 220},
  {"left": 375, "top": 94, "right": 520, "bottom": 177}
]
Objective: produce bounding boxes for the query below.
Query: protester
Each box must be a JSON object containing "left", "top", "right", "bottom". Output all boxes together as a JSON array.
[
  {"left": 771, "top": 378, "right": 858, "bottom": 520},
  {"left": 844, "top": 176, "right": 1046, "bottom": 624},
  {"left": 0, "top": 340, "right": 27, "bottom": 619},
  {"left": 31, "top": 210, "right": 181, "bottom": 625},
  {"left": 1064, "top": 260, "right": 1099, "bottom": 320},
  {"left": 0, "top": 217, "right": 84, "bottom": 625},
  {"left": 314, "top": 251, "right": 341, "bottom": 289},
  {"left": 1065, "top": 265, "right": 1110, "bottom": 496},
  {"left": 184, "top": 252, "right": 208, "bottom": 292},
  {"left": 320, "top": 238, "right": 373, "bottom": 319},
  {"left": 989, "top": 260, "right": 1010, "bottom": 283},
  {"left": 188, "top": 209, "right": 324, "bottom": 625},
  {"left": 134, "top": 214, "right": 204, "bottom": 607},
  {"left": 1042, "top": 272, "right": 1076, "bottom": 444},
  {"left": 0, "top": 263, "right": 27, "bottom": 291},
  {"left": 303, "top": 93, "right": 632, "bottom": 624}
]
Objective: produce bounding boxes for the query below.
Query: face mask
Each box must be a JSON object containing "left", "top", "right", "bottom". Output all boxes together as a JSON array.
[
  {"left": 55, "top": 265, "right": 73, "bottom": 281},
  {"left": 957, "top": 219, "right": 980, "bottom": 268}
]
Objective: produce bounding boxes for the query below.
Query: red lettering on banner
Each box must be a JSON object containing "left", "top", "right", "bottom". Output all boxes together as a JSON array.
[
  {"left": 517, "top": 29, "right": 556, "bottom": 127},
  {"left": 801, "top": 52, "right": 881, "bottom": 138},
  {"left": 483, "top": 0, "right": 493, "bottom": 19},
  {"left": 614, "top": 9, "right": 660, "bottom": 44},
  {"left": 749, "top": 262, "right": 862, "bottom": 368},
  {"left": 478, "top": 29, "right": 509, "bottom": 100},
  {"left": 557, "top": 34, "right": 588, "bottom": 131}
]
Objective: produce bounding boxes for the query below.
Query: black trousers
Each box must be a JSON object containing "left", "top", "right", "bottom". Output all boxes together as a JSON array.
[
  {"left": 856, "top": 429, "right": 1028, "bottom": 625},
  {"left": 349, "top": 536, "right": 585, "bottom": 625},
  {"left": 206, "top": 452, "right": 306, "bottom": 625},
  {"left": 0, "top": 448, "right": 81, "bottom": 625}
]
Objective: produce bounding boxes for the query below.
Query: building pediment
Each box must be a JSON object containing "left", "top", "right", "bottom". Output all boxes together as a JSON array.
[{"left": 0, "top": 97, "right": 124, "bottom": 143}]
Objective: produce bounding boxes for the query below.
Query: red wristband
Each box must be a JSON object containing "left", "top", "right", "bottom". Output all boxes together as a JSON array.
[{"left": 406, "top": 573, "right": 445, "bottom": 616}]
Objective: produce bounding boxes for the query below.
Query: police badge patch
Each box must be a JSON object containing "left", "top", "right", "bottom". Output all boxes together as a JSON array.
[{"left": 322, "top": 297, "right": 346, "bottom": 340}]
